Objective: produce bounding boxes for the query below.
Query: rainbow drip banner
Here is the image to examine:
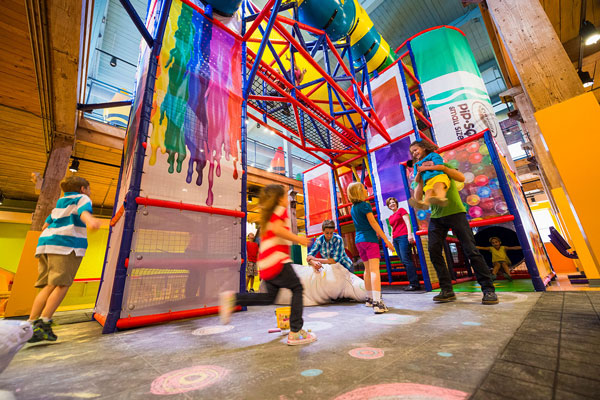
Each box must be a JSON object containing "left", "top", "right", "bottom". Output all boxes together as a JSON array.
[{"left": 144, "top": 0, "right": 242, "bottom": 208}]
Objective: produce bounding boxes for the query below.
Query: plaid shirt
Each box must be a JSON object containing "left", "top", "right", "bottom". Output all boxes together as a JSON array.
[{"left": 308, "top": 233, "right": 353, "bottom": 271}]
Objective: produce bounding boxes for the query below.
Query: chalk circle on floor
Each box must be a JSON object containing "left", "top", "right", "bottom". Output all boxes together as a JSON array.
[
  {"left": 151, "top": 365, "right": 229, "bottom": 395},
  {"left": 332, "top": 383, "right": 469, "bottom": 400},
  {"left": 192, "top": 325, "right": 235, "bottom": 336}
]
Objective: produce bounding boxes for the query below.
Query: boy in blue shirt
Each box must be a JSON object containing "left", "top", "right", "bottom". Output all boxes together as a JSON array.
[{"left": 28, "top": 176, "right": 101, "bottom": 342}]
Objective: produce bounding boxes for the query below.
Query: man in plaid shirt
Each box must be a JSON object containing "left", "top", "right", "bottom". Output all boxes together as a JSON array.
[{"left": 307, "top": 220, "right": 353, "bottom": 272}]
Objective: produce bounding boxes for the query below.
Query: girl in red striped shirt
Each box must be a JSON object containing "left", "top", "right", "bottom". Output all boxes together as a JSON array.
[{"left": 220, "top": 185, "right": 316, "bottom": 346}]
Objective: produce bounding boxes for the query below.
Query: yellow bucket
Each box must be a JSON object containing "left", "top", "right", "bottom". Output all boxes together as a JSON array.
[{"left": 275, "top": 307, "right": 291, "bottom": 330}]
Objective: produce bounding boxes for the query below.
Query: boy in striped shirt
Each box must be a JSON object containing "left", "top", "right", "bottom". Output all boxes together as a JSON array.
[{"left": 28, "top": 176, "right": 101, "bottom": 342}]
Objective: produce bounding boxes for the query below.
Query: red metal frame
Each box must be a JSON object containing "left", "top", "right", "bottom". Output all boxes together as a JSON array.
[
  {"left": 136, "top": 197, "right": 246, "bottom": 218},
  {"left": 114, "top": 306, "right": 242, "bottom": 330},
  {"left": 415, "top": 215, "right": 515, "bottom": 236}
]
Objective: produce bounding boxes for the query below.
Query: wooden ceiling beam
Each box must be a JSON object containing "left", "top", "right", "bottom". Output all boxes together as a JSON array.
[{"left": 76, "top": 116, "right": 125, "bottom": 150}]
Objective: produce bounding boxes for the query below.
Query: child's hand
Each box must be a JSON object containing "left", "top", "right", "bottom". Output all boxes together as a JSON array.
[
  {"left": 385, "top": 241, "right": 394, "bottom": 251},
  {"left": 297, "top": 236, "right": 310, "bottom": 247},
  {"left": 87, "top": 218, "right": 102, "bottom": 231}
]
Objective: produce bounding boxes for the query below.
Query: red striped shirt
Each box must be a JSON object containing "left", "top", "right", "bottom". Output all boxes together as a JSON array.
[{"left": 257, "top": 206, "right": 292, "bottom": 280}]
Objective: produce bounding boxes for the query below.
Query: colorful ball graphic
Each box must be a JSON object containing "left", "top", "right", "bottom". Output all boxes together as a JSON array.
[
  {"left": 474, "top": 175, "right": 489, "bottom": 186},
  {"left": 480, "top": 197, "right": 495, "bottom": 211},
  {"left": 481, "top": 155, "right": 492, "bottom": 165},
  {"left": 455, "top": 181, "right": 465, "bottom": 191},
  {"left": 460, "top": 161, "right": 471, "bottom": 171},
  {"left": 417, "top": 210, "right": 428, "bottom": 220},
  {"left": 489, "top": 178, "right": 499, "bottom": 189},
  {"left": 410, "top": 181, "right": 418, "bottom": 189},
  {"left": 464, "top": 172, "right": 475, "bottom": 183},
  {"left": 473, "top": 165, "right": 486, "bottom": 175},
  {"left": 469, "top": 206, "right": 483, "bottom": 218},
  {"left": 447, "top": 159, "right": 460, "bottom": 169},
  {"left": 469, "top": 152, "right": 483, "bottom": 164},
  {"left": 495, "top": 201, "right": 508, "bottom": 214},
  {"left": 445, "top": 150, "right": 457, "bottom": 160},
  {"left": 456, "top": 151, "right": 470, "bottom": 162},
  {"left": 466, "top": 195, "right": 480, "bottom": 206},
  {"left": 466, "top": 142, "right": 480, "bottom": 153},
  {"left": 477, "top": 186, "right": 492, "bottom": 198},
  {"left": 479, "top": 145, "right": 489, "bottom": 156}
]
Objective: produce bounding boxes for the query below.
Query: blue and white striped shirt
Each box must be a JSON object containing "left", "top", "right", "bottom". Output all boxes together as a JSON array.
[
  {"left": 36, "top": 192, "right": 93, "bottom": 257},
  {"left": 308, "top": 233, "right": 353, "bottom": 271}
]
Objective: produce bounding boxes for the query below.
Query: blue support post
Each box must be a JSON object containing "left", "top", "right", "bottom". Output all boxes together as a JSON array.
[
  {"left": 400, "top": 164, "right": 432, "bottom": 291},
  {"left": 243, "top": 0, "right": 283, "bottom": 99},
  {"left": 240, "top": 0, "right": 249, "bottom": 299},
  {"left": 406, "top": 42, "right": 437, "bottom": 143},
  {"left": 484, "top": 132, "right": 545, "bottom": 291},
  {"left": 330, "top": 168, "right": 342, "bottom": 236},
  {"left": 103, "top": 0, "right": 172, "bottom": 334},
  {"left": 119, "top": 0, "right": 154, "bottom": 48}
]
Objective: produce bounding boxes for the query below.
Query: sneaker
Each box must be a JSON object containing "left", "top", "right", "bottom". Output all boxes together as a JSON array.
[
  {"left": 287, "top": 329, "right": 317, "bottom": 346},
  {"left": 491, "top": 274, "right": 497, "bottom": 281},
  {"left": 219, "top": 290, "right": 236, "bottom": 324},
  {"left": 433, "top": 290, "right": 456, "bottom": 303},
  {"left": 28, "top": 319, "right": 45, "bottom": 343},
  {"left": 404, "top": 284, "right": 422, "bottom": 291},
  {"left": 373, "top": 301, "right": 389, "bottom": 314},
  {"left": 482, "top": 291, "right": 499, "bottom": 305},
  {"left": 249, "top": 288, "right": 255, "bottom": 292},
  {"left": 28, "top": 319, "right": 57, "bottom": 342},
  {"left": 365, "top": 297, "right": 373, "bottom": 307}
]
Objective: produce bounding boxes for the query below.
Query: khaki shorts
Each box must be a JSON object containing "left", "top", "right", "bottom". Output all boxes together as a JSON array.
[
  {"left": 35, "top": 252, "right": 83, "bottom": 288},
  {"left": 246, "top": 261, "right": 258, "bottom": 277}
]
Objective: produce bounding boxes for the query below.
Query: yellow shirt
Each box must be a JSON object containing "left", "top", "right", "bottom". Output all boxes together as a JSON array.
[{"left": 490, "top": 246, "right": 510, "bottom": 263}]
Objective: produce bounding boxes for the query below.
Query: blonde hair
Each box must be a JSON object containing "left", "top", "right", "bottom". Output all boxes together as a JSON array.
[
  {"left": 347, "top": 182, "right": 366, "bottom": 204},
  {"left": 258, "top": 184, "right": 285, "bottom": 236}
]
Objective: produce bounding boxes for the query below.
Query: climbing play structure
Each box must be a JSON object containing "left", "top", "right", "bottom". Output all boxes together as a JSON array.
[{"left": 95, "top": 0, "right": 554, "bottom": 333}]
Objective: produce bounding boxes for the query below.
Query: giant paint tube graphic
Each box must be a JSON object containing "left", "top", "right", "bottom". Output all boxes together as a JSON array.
[{"left": 409, "top": 27, "right": 512, "bottom": 168}]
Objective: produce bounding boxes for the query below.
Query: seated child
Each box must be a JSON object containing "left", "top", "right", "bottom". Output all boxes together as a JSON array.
[
  {"left": 477, "top": 237, "right": 522, "bottom": 281},
  {"left": 408, "top": 140, "right": 450, "bottom": 210}
]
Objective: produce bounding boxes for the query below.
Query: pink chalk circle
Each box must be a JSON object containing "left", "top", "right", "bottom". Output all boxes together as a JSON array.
[
  {"left": 479, "top": 145, "right": 489, "bottom": 156},
  {"left": 480, "top": 198, "right": 495, "bottom": 211},
  {"left": 348, "top": 347, "right": 385, "bottom": 360},
  {"left": 464, "top": 172, "right": 475, "bottom": 183},
  {"left": 308, "top": 311, "right": 339, "bottom": 319},
  {"left": 466, "top": 195, "right": 480, "bottom": 206},
  {"left": 151, "top": 365, "right": 229, "bottom": 395},
  {"left": 469, "top": 152, "right": 483, "bottom": 164},
  {"left": 474, "top": 175, "right": 489, "bottom": 186},
  {"left": 495, "top": 201, "right": 508, "bottom": 214},
  {"left": 455, "top": 181, "right": 465, "bottom": 191},
  {"left": 456, "top": 151, "right": 469, "bottom": 162},
  {"left": 333, "top": 383, "right": 469, "bottom": 400},
  {"left": 466, "top": 142, "right": 480, "bottom": 153},
  {"left": 469, "top": 206, "right": 483, "bottom": 218}
]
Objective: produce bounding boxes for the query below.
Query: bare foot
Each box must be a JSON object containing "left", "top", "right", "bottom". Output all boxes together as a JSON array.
[
  {"left": 429, "top": 197, "right": 448, "bottom": 207},
  {"left": 408, "top": 198, "right": 428, "bottom": 210}
]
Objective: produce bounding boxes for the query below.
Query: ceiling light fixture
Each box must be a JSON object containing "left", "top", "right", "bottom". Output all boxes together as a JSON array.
[
  {"left": 69, "top": 159, "right": 80, "bottom": 172},
  {"left": 110, "top": 56, "right": 117, "bottom": 67},
  {"left": 581, "top": 20, "right": 600, "bottom": 45},
  {"left": 578, "top": 69, "right": 594, "bottom": 87}
]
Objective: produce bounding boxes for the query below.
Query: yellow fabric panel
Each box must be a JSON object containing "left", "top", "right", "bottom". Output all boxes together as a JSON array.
[
  {"left": 4, "top": 231, "right": 41, "bottom": 317},
  {"left": 349, "top": 3, "right": 373, "bottom": 45},
  {"left": 534, "top": 92, "right": 600, "bottom": 278},
  {"left": 551, "top": 188, "right": 600, "bottom": 279}
]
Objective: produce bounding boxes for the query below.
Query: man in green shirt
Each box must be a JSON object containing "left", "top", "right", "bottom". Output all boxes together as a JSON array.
[{"left": 414, "top": 163, "right": 498, "bottom": 305}]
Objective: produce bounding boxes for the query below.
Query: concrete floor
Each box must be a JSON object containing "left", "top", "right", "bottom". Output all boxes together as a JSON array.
[{"left": 0, "top": 291, "right": 598, "bottom": 399}]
